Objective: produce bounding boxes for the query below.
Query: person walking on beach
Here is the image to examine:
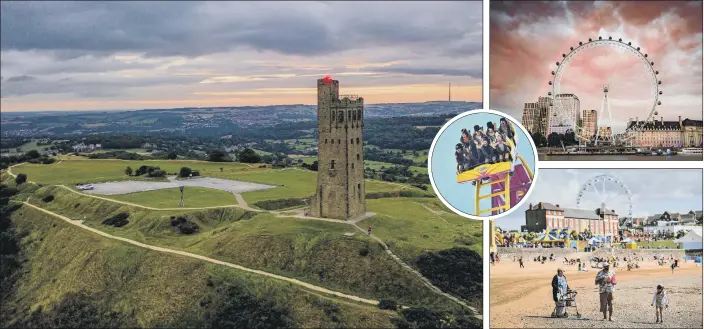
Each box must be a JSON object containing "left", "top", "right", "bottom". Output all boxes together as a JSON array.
[
  {"left": 595, "top": 263, "right": 616, "bottom": 321},
  {"left": 651, "top": 285, "right": 669, "bottom": 324},
  {"left": 670, "top": 261, "right": 675, "bottom": 274},
  {"left": 519, "top": 256, "right": 524, "bottom": 268}
]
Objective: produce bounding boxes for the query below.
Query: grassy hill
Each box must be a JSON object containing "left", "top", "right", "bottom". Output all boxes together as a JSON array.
[
  {"left": 21, "top": 185, "right": 458, "bottom": 309},
  {"left": 0, "top": 204, "right": 397, "bottom": 328},
  {"left": 1, "top": 156, "right": 483, "bottom": 326}
]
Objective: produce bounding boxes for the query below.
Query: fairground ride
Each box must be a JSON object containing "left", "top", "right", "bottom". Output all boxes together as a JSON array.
[
  {"left": 549, "top": 36, "right": 662, "bottom": 147},
  {"left": 457, "top": 122, "right": 535, "bottom": 216}
]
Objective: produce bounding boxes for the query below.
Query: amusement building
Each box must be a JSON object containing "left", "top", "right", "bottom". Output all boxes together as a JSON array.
[{"left": 521, "top": 202, "right": 620, "bottom": 242}]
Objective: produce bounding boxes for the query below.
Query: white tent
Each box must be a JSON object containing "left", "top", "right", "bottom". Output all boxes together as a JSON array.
[{"left": 674, "top": 228, "right": 703, "bottom": 250}]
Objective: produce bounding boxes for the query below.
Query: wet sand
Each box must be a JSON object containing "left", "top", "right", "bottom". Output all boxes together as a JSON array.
[{"left": 490, "top": 259, "right": 703, "bottom": 328}]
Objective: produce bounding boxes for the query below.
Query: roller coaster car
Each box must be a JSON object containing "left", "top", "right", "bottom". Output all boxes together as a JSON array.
[{"left": 456, "top": 162, "right": 512, "bottom": 183}]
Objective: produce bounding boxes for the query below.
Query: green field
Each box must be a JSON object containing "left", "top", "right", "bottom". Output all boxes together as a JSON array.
[
  {"left": 10, "top": 159, "right": 253, "bottom": 185},
  {"left": 364, "top": 160, "right": 428, "bottom": 174},
  {"left": 360, "top": 198, "right": 482, "bottom": 262},
  {"left": 637, "top": 240, "right": 679, "bottom": 249},
  {"left": 206, "top": 168, "right": 413, "bottom": 203},
  {"left": 109, "top": 187, "right": 237, "bottom": 208},
  {"left": 1, "top": 205, "right": 396, "bottom": 328}
]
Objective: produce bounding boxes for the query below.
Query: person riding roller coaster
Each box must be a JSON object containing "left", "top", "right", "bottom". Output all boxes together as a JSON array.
[{"left": 455, "top": 120, "right": 515, "bottom": 175}]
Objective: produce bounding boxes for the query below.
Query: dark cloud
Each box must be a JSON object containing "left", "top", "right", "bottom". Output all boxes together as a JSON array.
[
  {"left": 6, "top": 75, "right": 37, "bottom": 82},
  {"left": 0, "top": 1, "right": 476, "bottom": 58},
  {"left": 372, "top": 67, "right": 482, "bottom": 78}
]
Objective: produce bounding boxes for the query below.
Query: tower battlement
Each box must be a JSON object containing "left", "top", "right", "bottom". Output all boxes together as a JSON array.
[{"left": 310, "top": 77, "right": 366, "bottom": 220}]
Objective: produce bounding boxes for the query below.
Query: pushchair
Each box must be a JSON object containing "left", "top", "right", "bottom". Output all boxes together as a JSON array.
[{"left": 552, "top": 289, "right": 581, "bottom": 318}]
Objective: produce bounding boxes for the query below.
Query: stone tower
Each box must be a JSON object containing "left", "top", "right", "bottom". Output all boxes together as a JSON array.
[{"left": 310, "top": 76, "right": 365, "bottom": 220}]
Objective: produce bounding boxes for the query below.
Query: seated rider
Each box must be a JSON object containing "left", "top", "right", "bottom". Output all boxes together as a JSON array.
[{"left": 494, "top": 134, "right": 512, "bottom": 162}]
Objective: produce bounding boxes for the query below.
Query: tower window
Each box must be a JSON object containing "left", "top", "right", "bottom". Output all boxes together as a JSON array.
[
  {"left": 356, "top": 137, "right": 360, "bottom": 144},
  {"left": 350, "top": 139, "right": 354, "bottom": 144},
  {"left": 331, "top": 111, "right": 335, "bottom": 122},
  {"left": 348, "top": 111, "right": 352, "bottom": 121},
  {"left": 331, "top": 139, "right": 334, "bottom": 144},
  {"left": 358, "top": 183, "right": 361, "bottom": 198},
  {"left": 325, "top": 139, "right": 328, "bottom": 144},
  {"left": 338, "top": 139, "right": 341, "bottom": 144},
  {"left": 357, "top": 154, "right": 360, "bottom": 160},
  {"left": 357, "top": 109, "right": 362, "bottom": 119},
  {"left": 352, "top": 111, "right": 357, "bottom": 121},
  {"left": 339, "top": 111, "right": 344, "bottom": 123},
  {"left": 330, "top": 160, "right": 335, "bottom": 169}
]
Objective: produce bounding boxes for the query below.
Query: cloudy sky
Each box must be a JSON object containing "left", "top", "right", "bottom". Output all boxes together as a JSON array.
[
  {"left": 0, "top": 1, "right": 482, "bottom": 112},
  {"left": 499, "top": 169, "right": 703, "bottom": 230},
  {"left": 490, "top": 1, "right": 703, "bottom": 132}
]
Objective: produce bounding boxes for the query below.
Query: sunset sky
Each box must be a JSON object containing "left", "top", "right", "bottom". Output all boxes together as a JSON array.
[
  {"left": 0, "top": 1, "right": 482, "bottom": 112},
  {"left": 490, "top": 1, "right": 702, "bottom": 131}
]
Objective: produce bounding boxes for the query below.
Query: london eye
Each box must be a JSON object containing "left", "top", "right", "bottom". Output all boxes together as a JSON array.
[{"left": 549, "top": 37, "right": 662, "bottom": 146}]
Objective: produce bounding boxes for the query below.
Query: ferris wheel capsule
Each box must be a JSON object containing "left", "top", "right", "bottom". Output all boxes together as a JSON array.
[
  {"left": 657, "top": 101, "right": 661, "bottom": 105},
  {"left": 618, "top": 38, "right": 622, "bottom": 42},
  {"left": 589, "top": 38, "right": 592, "bottom": 42},
  {"left": 637, "top": 47, "right": 640, "bottom": 51},
  {"left": 599, "top": 36, "right": 602, "bottom": 40},
  {"left": 655, "top": 111, "right": 659, "bottom": 115},
  {"left": 548, "top": 81, "right": 552, "bottom": 85},
  {"left": 651, "top": 62, "right": 654, "bottom": 66},
  {"left": 645, "top": 54, "right": 648, "bottom": 58},
  {"left": 579, "top": 41, "right": 582, "bottom": 45}
]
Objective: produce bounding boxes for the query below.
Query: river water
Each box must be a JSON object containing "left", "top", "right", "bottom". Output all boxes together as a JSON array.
[{"left": 539, "top": 154, "right": 702, "bottom": 161}]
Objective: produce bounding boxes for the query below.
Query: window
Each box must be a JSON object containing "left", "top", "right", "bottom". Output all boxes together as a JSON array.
[
  {"left": 325, "top": 139, "right": 328, "bottom": 144},
  {"left": 331, "top": 139, "right": 334, "bottom": 144},
  {"left": 357, "top": 109, "right": 362, "bottom": 119},
  {"left": 348, "top": 111, "right": 352, "bottom": 121},
  {"left": 352, "top": 111, "right": 357, "bottom": 120},
  {"left": 356, "top": 138, "right": 360, "bottom": 144},
  {"left": 338, "top": 111, "right": 344, "bottom": 123},
  {"left": 357, "top": 183, "right": 361, "bottom": 198},
  {"left": 330, "top": 160, "right": 335, "bottom": 169},
  {"left": 357, "top": 154, "right": 360, "bottom": 160},
  {"left": 338, "top": 139, "right": 341, "bottom": 144},
  {"left": 331, "top": 111, "right": 335, "bottom": 121},
  {"left": 350, "top": 139, "right": 354, "bottom": 144},
  {"left": 351, "top": 163, "right": 354, "bottom": 169}
]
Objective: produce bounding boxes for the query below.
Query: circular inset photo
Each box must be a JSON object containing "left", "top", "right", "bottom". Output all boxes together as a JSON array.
[{"left": 428, "top": 109, "right": 539, "bottom": 220}]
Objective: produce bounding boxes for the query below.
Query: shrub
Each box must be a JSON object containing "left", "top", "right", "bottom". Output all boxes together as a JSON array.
[
  {"left": 102, "top": 213, "right": 129, "bottom": 227},
  {"left": 41, "top": 195, "right": 55, "bottom": 203},
  {"left": 252, "top": 198, "right": 308, "bottom": 210},
  {"left": 170, "top": 216, "right": 199, "bottom": 235},
  {"left": 179, "top": 167, "right": 192, "bottom": 178},
  {"left": 208, "top": 285, "right": 293, "bottom": 328},
  {"left": 416, "top": 248, "right": 482, "bottom": 303},
  {"left": 124, "top": 166, "right": 133, "bottom": 176},
  {"left": 15, "top": 173, "right": 27, "bottom": 185},
  {"left": 377, "top": 299, "right": 397, "bottom": 311}
]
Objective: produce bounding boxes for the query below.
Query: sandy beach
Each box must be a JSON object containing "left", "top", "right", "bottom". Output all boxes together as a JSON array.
[{"left": 490, "top": 257, "right": 703, "bottom": 328}]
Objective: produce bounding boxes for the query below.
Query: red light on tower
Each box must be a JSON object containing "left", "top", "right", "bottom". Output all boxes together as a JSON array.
[{"left": 322, "top": 75, "right": 332, "bottom": 83}]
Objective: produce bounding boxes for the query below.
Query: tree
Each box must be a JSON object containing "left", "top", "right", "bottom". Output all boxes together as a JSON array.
[
  {"left": 179, "top": 167, "right": 192, "bottom": 178},
  {"left": 237, "top": 148, "right": 261, "bottom": 163},
  {"left": 15, "top": 173, "right": 27, "bottom": 185},
  {"left": 26, "top": 150, "right": 40, "bottom": 159},
  {"left": 124, "top": 166, "right": 133, "bottom": 176},
  {"left": 167, "top": 151, "right": 178, "bottom": 160},
  {"left": 208, "top": 149, "right": 229, "bottom": 162}
]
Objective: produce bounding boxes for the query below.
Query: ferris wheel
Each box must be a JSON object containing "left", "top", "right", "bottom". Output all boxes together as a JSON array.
[
  {"left": 576, "top": 174, "right": 632, "bottom": 222},
  {"left": 548, "top": 36, "right": 662, "bottom": 145}
]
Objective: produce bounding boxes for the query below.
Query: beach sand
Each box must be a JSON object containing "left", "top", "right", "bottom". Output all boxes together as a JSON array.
[{"left": 490, "top": 258, "right": 703, "bottom": 328}]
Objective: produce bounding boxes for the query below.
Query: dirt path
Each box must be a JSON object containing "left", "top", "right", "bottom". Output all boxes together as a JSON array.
[{"left": 21, "top": 201, "right": 380, "bottom": 306}]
